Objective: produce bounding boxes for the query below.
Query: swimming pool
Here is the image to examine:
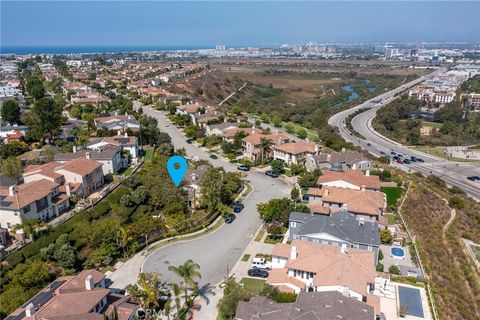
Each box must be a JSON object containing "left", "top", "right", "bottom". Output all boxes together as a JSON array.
[{"left": 391, "top": 247, "right": 405, "bottom": 259}]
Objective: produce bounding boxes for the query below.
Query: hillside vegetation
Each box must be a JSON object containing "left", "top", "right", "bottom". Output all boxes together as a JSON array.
[{"left": 401, "top": 177, "right": 480, "bottom": 320}]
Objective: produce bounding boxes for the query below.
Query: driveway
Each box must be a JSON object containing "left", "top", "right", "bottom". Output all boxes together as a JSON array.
[{"left": 108, "top": 103, "right": 290, "bottom": 290}]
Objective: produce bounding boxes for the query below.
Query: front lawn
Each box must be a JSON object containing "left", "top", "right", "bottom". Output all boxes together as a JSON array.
[
  {"left": 381, "top": 187, "right": 403, "bottom": 207},
  {"left": 240, "top": 278, "right": 265, "bottom": 293}
]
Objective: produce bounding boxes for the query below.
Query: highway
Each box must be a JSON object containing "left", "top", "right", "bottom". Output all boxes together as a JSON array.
[{"left": 328, "top": 70, "right": 480, "bottom": 201}]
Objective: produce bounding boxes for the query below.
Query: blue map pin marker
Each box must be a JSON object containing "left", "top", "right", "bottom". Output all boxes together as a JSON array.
[{"left": 167, "top": 155, "right": 188, "bottom": 187}]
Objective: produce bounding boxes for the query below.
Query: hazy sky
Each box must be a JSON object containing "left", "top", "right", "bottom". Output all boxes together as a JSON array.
[{"left": 1, "top": 1, "right": 479, "bottom": 48}]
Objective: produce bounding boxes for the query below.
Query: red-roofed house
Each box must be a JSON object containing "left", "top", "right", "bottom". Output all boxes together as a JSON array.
[
  {"left": 267, "top": 240, "right": 379, "bottom": 313},
  {"left": 316, "top": 169, "right": 381, "bottom": 191},
  {"left": 7, "top": 269, "right": 139, "bottom": 320},
  {"left": 272, "top": 141, "right": 320, "bottom": 165},
  {"left": 0, "top": 179, "right": 70, "bottom": 231}
]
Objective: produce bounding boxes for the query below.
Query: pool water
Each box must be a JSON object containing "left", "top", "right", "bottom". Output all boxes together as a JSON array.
[{"left": 391, "top": 247, "right": 405, "bottom": 258}]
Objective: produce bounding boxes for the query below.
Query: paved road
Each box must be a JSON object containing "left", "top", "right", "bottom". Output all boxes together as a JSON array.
[
  {"left": 328, "top": 70, "right": 480, "bottom": 201},
  {"left": 109, "top": 103, "right": 290, "bottom": 289}
]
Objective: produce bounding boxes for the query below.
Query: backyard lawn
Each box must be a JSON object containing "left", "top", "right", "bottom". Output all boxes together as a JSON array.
[
  {"left": 240, "top": 278, "right": 265, "bottom": 293},
  {"left": 381, "top": 187, "right": 403, "bottom": 207}
]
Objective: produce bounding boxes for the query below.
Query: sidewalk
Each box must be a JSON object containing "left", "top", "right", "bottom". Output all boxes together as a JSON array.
[{"left": 193, "top": 225, "right": 275, "bottom": 320}]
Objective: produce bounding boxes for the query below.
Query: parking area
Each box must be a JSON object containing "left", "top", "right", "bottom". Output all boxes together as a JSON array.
[{"left": 230, "top": 227, "right": 275, "bottom": 280}]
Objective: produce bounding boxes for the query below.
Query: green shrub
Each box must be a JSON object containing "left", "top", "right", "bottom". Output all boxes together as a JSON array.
[
  {"left": 448, "top": 196, "right": 465, "bottom": 209},
  {"left": 376, "top": 263, "right": 384, "bottom": 272},
  {"left": 378, "top": 249, "right": 384, "bottom": 261},
  {"left": 389, "top": 265, "right": 400, "bottom": 274},
  {"left": 105, "top": 185, "right": 130, "bottom": 204},
  {"left": 6, "top": 251, "right": 24, "bottom": 267},
  {"left": 90, "top": 201, "right": 111, "bottom": 219}
]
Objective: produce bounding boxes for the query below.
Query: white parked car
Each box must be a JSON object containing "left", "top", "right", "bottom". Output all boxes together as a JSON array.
[{"left": 251, "top": 258, "right": 272, "bottom": 270}]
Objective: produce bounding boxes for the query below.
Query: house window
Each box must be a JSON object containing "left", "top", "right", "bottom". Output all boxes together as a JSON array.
[
  {"left": 7, "top": 223, "right": 11, "bottom": 228},
  {"left": 23, "top": 205, "right": 30, "bottom": 213}
]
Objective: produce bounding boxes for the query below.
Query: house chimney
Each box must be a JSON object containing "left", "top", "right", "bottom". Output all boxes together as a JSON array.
[
  {"left": 8, "top": 186, "right": 16, "bottom": 196},
  {"left": 327, "top": 154, "right": 331, "bottom": 162},
  {"left": 117, "top": 130, "right": 121, "bottom": 136},
  {"left": 73, "top": 145, "right": 77, "bottom": 153},
  {"left": 290, "top": 246, "right": 297, "bottom": 260},
  {"left": 85, "top": 274, "right": 94, "bottom": 290},
  {"left": 365, "top": 170, "right": 370, "bottom": 176},
  {"left": 359, "top": 218, "right": 365, "bottom": 226},
  {"left": 124, "top": 132, "right": 128, "bottom": 137},
  {"left": 341, "top": 203, "right": 347, "bottom": 212},
  {"left": 341, "top": 244, "right": 348, "bottom": 254},
  {"left": 66, "top": 184, "right": 71, "bottom": 197},
  {"left": 25, "top": 303, "right": 35, "bottom": 317},
  {"left": 341, "top": 148, "right": 346, "bottom": 153},
  {"left": 361, "top": 185, "right": 366, "bottom": 192}
]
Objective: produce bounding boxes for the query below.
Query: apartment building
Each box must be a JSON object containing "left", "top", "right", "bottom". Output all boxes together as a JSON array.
[
  {"left": 23, "top": 158, "right": 104, "bottom": 198},
  {"left": 0, "top": 180, "right": 70, "bottom": 231}
]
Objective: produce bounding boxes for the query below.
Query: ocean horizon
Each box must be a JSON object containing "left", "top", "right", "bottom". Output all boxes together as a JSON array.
[{"left": 0, "top": 45, "right": 227, "bottom": 55}]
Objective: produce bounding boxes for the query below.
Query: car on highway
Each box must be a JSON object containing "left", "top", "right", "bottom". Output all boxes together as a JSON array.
[
  {"left": 209, "top": 153, "right": 218, "bottom": 159},
  {"left": 366, "top": 143, "right": 372, "bottom": 147},
  {"left": 237, "top": 165, "right": 250, "bottom": 171},
  {"left": 393, "top": 155, "right": 400, "bottom": 161},
  {"left": 247, "top": 268, "right": 269, "bottom": 278},
  {"left": 416, "top": 158, "right": 425, "bottom": 163},
  {"left": 390, "top": 151, "right": 396, "bottom": 156},
  {"left": 396, "top": 158, "right": 404, "bottom": 164},
  {"left": 410, "top": 156, "right": 417, "bottom": 162},
  {"left": 233, "top": 202, "right": 244, "bottom": 213},
  {"left": 403, "top": 159, "right": 411, "bottom": 164},
  {"left": 467, "top": 176, "right": 480, "bottom": 181},
  {"left": 379, "top": 150, "right": 386, "bottom": 155},
  {"left": 224, "top": 213, "right": 235, "bottom": 224},
  {"left": 265, "top": 170, "right": 280, "bottom": 178}
]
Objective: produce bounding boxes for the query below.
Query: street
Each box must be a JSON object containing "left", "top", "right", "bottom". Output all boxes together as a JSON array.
[{"left": 108, "top": 103, "right": 290, "bottom": 290}]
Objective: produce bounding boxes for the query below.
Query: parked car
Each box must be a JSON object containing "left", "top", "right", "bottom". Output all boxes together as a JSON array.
[
  {"left": 209, "top": 153, "right": 218, "bottom": 159},
  {"left": 251, "top": 258, "right": 272, "bottom": 270},
  {"left": 192, "top": 156, "right": 200, "bottom": 161},
  {"left": 302, "top": 194, "right": 309, "bottom": 201},
  {"left": 265, "top": 170, "right": 280, "bottom": 178},
  {"left": 379, "top": 150, "right": 386, "bottom": 155},
  {"left": 467, "top": 176, "right": 480, "bottom": 181},
  {"left": 237, "top": 165, "right": 250, "bottom": 171},
  {"left": 233, "top": 203, "right": 244, "bottom": 213},
  {"left": 390, "top": 151, "right": 396, "bottom": 155},
  {"left": 393, "top": 155, "right": 400, "bottom": 161},
  {"left": 247, "top": 268, "right": 269, "bottom": 278},
  {"left": 186, "top": 138, "right": 193, "bottom": 144},
  {"left": 224, "top": 213, "right": 236, "bottom": 224}
]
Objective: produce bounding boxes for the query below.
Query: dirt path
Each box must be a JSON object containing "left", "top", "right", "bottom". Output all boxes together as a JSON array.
[{"left": 443, "top": 207, "right": 456, "bottom": 233}]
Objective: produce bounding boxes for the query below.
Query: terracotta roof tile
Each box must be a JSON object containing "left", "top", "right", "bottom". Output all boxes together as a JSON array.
[
  {"left": 317, "top": 170, "right": 380, "bottom": 190},
  {"left": 273, "top": 141, "right": 319, "bottom": 155}
]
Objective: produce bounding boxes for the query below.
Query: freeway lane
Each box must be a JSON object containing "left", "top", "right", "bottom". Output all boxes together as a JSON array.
[
  {"left": 110, "top": 103, "right": 290, "bottom": 288},
  {"left": 328, "top": 70, "right": 480, "bottom": 201}
]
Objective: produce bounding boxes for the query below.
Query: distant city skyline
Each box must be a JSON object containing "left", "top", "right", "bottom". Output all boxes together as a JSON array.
[{"left": 1, "top": 1, "right": 479, "bottom": 50}]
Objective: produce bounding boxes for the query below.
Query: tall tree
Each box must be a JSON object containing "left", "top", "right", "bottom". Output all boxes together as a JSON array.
[
  {"left": 126, "top": 272, "right": 167, "bottom": 311},
  {"left": 1, "top": 100, "right": 21, "bottom": 124},
  {"left": 199, "top": 168, "right": 223, "bottom": 213},
  {"left": 168, "top": 259, "right": 202, "bottom": 307},
  {"left": 259, "top": 137, "right": 272, "bottom": 164},
  {"left": 1, "top": 157, "right": 23, "bottom": 182},
  {"left": 26, "top": 76, "right": 45, "bottom": 100},
  {"left": 22, "top": 98, "right": 62, "bottom": 141}
]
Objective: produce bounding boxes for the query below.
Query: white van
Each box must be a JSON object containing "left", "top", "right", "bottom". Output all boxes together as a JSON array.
[{"left": 250, "top": 258, "right": 272, "bottom": 270}]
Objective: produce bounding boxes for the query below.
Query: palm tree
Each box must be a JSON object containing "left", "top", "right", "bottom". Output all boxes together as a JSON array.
[
  {"left": 259, "top": 137, "right": 272, "bottom": 164},
  {"left": 126, "top": 272, "right": 167, "bottom": 311},
  {"left": 168, "top": 260, "right": 202, "bottom": 307}
]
